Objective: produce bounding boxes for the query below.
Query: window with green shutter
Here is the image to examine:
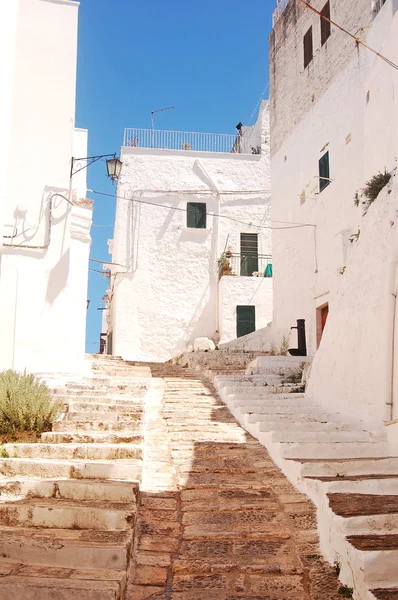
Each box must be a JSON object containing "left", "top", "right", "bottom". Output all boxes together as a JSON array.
[
  {"left": 187, "top": 203, "right": 206, "bottom": 228},
  {"left": 319, "top": 151, "right": 330, "bottom": 193},
  {"left": 236, "top": 306, "right": 256, "bottom": 338}
]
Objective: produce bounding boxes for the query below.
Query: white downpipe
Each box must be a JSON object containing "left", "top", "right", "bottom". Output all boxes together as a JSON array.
[{"left": 385, "top": 258, "right": 398, "bottom": 422}]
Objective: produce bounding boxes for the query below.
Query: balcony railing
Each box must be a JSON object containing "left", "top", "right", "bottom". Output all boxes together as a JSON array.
[
  {"left": 123, "top": 128, "right": 262, "bottom": 155},
  {"left": 272, "top": 0, "right": 290, "bottom": 26},
  {"left": 218, "top": 253, "right": 272, "bottom": 279}
]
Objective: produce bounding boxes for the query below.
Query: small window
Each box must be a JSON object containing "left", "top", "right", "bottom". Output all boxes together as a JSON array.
[
  {"left": 187, "top": 203, "right": 206, "bottom": 228},
  {"left": 303, "top": 26, "right": 313, "bottom": 69},
  {"left": 320, "top": 1, "right": 331, "bottom": 45},
  {"left": 319, "top": 151, "right": 330, "bottom": 192},
  {"left": 237, "top": 306, "right": 255, "bottom": 338}
]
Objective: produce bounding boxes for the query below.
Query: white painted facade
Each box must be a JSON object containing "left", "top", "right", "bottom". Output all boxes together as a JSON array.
[
  {"left": 109, "top": 103, "right": 272, "bottom": 362},
  {"left": 0, "top": 0, "right": 92, "bottom": 375},
  {"left": 269, "top": 0, "right": 398, "bottom": 423}
]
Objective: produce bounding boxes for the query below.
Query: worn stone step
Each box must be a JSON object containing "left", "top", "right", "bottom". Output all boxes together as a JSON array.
[
  {"left": 41, "top": 431, "right": 143, "bottom": 444},
  {"left": 0, "top": 527, "right": 132, "bottom": 569},
  {"left": 230, "top": 392, "right": 305, "bottom": 404},
  {"left": 0, "top": 457, "right": 142, "bottom": 480},
  {"left": 298, "top": 457, "right": 398, "bottom": 478},
  {"left": 3, "top": 443, "right": 142, "bottom": 461},
  {"left": 328, "top": 493, "right": 398, "bottom": 518},
  {"left": 0, "top": 562, "right": 126, "bottom": 600},
  {"left": 271, "top": 430, "right": 384, "bottom": 443},
  {"left": 371, "top": 588, "right": 398, "bottom": 600},
  {"left": 54, "top": 388, "right": 146, "bottom": 398},
  {"left": 64, "top": 411, "right": 142, "bottom": 423},
  {"left": 280, "top": 441, "right": 393, "bottom": 460},
  {"left": 346, "top": 535, "right": 398, "bottom": 587},
  {"left": 0, "top": 497, "right": 135, "bottom": 529},
  {"left": 67, "top": 401, "right": 144, "bottom": 413},
  {"left": 0, "top": 478, "right": 138, "bottom": 502},
  {"left": 249, "top": 416, "right": 362, "bottom": 430},
  {"left": 52, "top": 420, "right": 143, "bottom": 433}
]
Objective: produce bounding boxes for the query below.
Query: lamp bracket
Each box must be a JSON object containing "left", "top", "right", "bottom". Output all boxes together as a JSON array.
[{"left": 70, "top": 154, "right": 116, "bottom": 178}]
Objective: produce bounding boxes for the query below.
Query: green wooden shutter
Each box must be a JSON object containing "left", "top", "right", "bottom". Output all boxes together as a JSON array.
[
  {"left": 237, "top": 306, "right": 256, "bottom": 338},
  {"left": 187, "top": 203, "right": 206, "bottom": 228},
  {"left": 319, "top": 152, "right": 330, "bottom": 192}
]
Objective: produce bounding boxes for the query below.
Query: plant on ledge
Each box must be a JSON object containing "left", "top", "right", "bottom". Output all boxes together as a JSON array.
[
  {"left": 363, "top": 169, "right": 391, "bottom": 204},
  {"left": 217, "top": 254, "right": 235, "bottom": 277}
]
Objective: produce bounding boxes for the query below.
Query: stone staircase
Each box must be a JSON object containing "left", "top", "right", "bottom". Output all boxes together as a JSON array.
[
  {"left": 177, "top": 351, "right": 398, "bottom": 600},
  {"left": 0, "top": 355, "right": 151, "bottom": 600}
]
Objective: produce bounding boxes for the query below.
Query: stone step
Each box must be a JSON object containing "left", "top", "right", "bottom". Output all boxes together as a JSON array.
[
  {"left": 2, "top": 443, "right": 142, "bottom": 461},
  {"left": 371, "top": 588, "right": 398, "bottom": 600},
  {"left": 271, "top": 430, "right": 385, "bottom": 443},
  {"left": 0, "top": 457, "right": 142, "bottom": 480},
  {"left": 0, "top": 497, "right": 135, "bottom": 530},
  {"left": 346, "top": 535, "right": 398, "bottom": 587},
  {"left": 53, "top": 389, "right": 146, "bottom": 398},
  {"left": 0, "top": 527, "right": 132, "bottom": 569},
  {"left": 280, "top": 441, "right": 393, "bottom": 460},
  {"left": 64, "top": 411, "right": 142, "bottom": 423},
  {"left": 52, "top": 420, "right": 143, "bottom": 433},
  {"left": 328, "top": 493, "right": 398, "bottom": 518},
  {"left": 41, "top": 431, "right": 143, "bottom": 444},
  {"left": 0, "top": 478, "right": 138, "bottom": 502},
  {"left": 248, "top": 416, "right": 355, "bottom": 430},
  {"left": 298, "top": 457, "right": 398, "bottom": 478},
  {"left": 230, "top": 392, "right": 305, "bottom": 404},
  {"left": 67, "top": 401, "right": 144, "bottom": 413},
  {"left": 0, "top": 562, "right": 126, "bottom": 600}
]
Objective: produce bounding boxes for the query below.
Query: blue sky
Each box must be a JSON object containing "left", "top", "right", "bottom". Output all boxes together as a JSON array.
[{"left": 75, "top": 0, "right": 274, "bottom": 352}]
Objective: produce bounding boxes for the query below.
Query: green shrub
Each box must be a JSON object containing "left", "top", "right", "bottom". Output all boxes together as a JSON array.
[
  {"left": 363, "top": 169, "right": 391, "bottom": 204},
  {"left": 0, "top": 370, "right": 62, "bottom": 434}
]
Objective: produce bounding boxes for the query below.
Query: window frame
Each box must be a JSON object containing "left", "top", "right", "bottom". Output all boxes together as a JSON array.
[
  {"left": 319, "top": 151, "right": 330, "bottom": 193},
  {"left": 303, "top": 26, "right": 313, "bottom": 69},
  {"left": 186, "top": 202, "right": 206, "bottom": 229},
  {"left": 320, "top": 1, "right": 331, "bottom": 45}
]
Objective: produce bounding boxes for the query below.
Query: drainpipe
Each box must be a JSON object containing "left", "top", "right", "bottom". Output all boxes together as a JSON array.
[{"left": 385, "top": 258, "right": 398, "bottom": 422}]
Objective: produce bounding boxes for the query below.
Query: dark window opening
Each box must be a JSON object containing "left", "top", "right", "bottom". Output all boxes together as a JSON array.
[
  {"left": 374, "top": 0, "right": 386, "bottom": 15},
  {"left": 319, "top": 151, "right": 330, "bottom": 192},
  {"left": 303, "top": 26, "right": 313, "bottom": 69},
  {"left": 187, "top": 202, "right": 206, "bottom": 228},
  {"left": 237, "top": 305, "right": 256, "bottom": 338},
  {"left": 316, "top": 302, "right": 329, "bottom": 347},
  {"left": 240, "top": 233, "right": 258, "bottom": 276},
  {"left": 320, "top": 1, "right": 331, "bottom": 45}
]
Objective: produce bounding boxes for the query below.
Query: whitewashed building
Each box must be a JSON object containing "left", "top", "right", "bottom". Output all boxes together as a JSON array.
[
  {"left": 269, "top": 0, "right": 398, "bottom": 424},
  {"left": 107, "top": 102, "right": 272, "bottom": 362},
  {"left": 0, "top": 0, "right": 92, "bottom": 375}
]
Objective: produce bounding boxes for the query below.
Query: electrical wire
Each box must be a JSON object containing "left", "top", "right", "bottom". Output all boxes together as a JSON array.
[
  {"left": 299, "top": 0, "right": 398, "bottom": 71},
  {"left": 91, "top": 189, "right": 315, "bottom": 231},
  {"left": 248, "top": 82, "right": 270, "bottom": 125}
]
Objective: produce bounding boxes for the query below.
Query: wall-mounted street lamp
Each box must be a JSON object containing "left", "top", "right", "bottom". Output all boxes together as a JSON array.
[{"left": 70, "top": 153, "right": 123, "bottom": 182}]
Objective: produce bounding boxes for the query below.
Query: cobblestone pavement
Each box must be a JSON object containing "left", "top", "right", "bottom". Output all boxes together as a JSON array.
[{"left": 127, "top": 363, "right": 342, "bottom": 600}]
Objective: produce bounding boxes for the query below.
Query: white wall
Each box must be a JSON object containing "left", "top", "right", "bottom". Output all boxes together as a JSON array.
[
  {"left": 110, "top": 104, "right": 272, "bottom": 362},
  {"left": 0, "top": 0, "right": 20, "bottom": 251},
  {"left": 270, "top": 0, "right": 398, "bottom": 355},
  {"left": 219, "top": 276, "right": 273, "bottom": 344},
  {"left": 0, "top": 0, "right": 92, "bottom": 375},
  {"left": 306, "top": 178, "right": 398, "bottom": 424}
]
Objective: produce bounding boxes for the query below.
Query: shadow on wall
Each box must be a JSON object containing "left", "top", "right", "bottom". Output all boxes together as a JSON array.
[{"left": 46, "top": 249, "right": 69, "bottom": 305}]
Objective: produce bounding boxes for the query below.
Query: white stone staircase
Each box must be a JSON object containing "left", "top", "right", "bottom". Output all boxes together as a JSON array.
[
  {"left": 180, "top": 351, "right": 398, "bottom": 600},
  {"left": 0, "top": 355, "right": 151, "bottom": 600}
]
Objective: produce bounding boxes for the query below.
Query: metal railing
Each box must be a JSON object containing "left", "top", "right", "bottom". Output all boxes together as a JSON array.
[
  {"left": 123, "top": 128, "right": 262, "bottom": 155},
  {"left": 272, "top": 0, "right": 290, "bottom": 26},
  {"left": 218, "top": 253, "right": 272, "bottom": 279}
]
